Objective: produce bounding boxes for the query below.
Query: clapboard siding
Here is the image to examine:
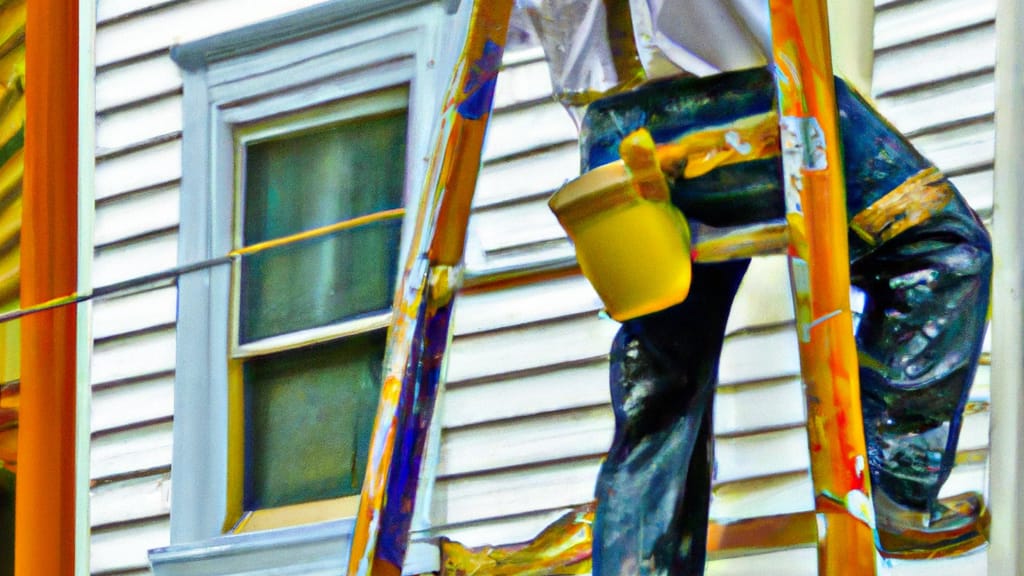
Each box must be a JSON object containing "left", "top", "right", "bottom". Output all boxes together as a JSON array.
[
  {"left": 96, "top": 53, "right": 182, "bottom": 114},
  {"left": 94, "top": 140, "right": 181, "bottom": 200},
  {"left": 94, "top": 185, "right": 180, "bottom": 249},
  {"left": 91, "top": 519, "right": 171, "bottom": 575},
  {"left": 96, "top": 93, "right": 182, "bottom": 157},
  {"left": 91, "top": 472, "right": 172, "bottom": 528},
  {"left": 87, "top": 2, "right": 339, "bottom": 572},
  {"left": 92, "top": 230, "right": 179, "bottom": 288},
  {"left": 94, "top": 0, "right": 331, "bottom": 68},
  {"left": 91, "top": 421, "right": 174, "bottom": 481},
  {"left": 874, "top": 21, "right": 995, "bottom": 97},
  {"left": 872, "top": 0, "right": 996, "bottom": 50},
  {"left": 92, "top": 286, "right": 178, "bottom": 340}
]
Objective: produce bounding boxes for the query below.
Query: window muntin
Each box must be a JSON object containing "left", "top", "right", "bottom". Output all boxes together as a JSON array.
[{"left": 229, "top": 86, "right": 409, "bottom": 529}]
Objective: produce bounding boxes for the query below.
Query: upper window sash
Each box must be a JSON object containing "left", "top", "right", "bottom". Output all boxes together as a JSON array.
[{"left": 229, "top": 88, "right": 410, "bottom": 356}]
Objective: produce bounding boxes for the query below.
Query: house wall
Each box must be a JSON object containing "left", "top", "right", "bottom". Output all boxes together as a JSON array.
[{"left": 85, "top": 0, "right": 998, "bottom": 574}]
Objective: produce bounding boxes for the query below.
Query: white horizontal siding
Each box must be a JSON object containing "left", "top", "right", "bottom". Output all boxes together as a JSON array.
[
  {"left": 93, "top": 231, "right": 179, "bottom": 287},
  {"left": 91, "top": 472, "right": 173, "bottom": 528},
  {"left": 96, "top": 93, "right": 182, "bottom": 156},
  {"left": 95, "top": 0, "right": 333, "bottom": 67},
  {"left": 95, "top": 139, "right": 181, "bottom": 200},
  {"left": 92, "top": 328, "right": 176, "bottom": 387},
  {"left": 92, "top": 286, "right": 177, "bottom": 340},
  {"left": 96, "top": 54, "right": 182, "bottom": 113},
  {"left": 89, "top": 2, "right": 350, "bottom": 573},
  {"left": 94, "top": 184, "right": 180, "bottom": 247},
  {"left": 91, "top": 518, "right": 170, "bottom": 575},
  {"left": 874, "top": 20, "right": 995, "bottom": 97},
  {"left": 91, "top": 421, "right": 174, "bottom": 481}
]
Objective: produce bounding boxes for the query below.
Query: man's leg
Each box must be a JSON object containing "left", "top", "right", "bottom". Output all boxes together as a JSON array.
[
  {"left": 837, "top": 81, "right": 993, "bottom": 556},
  {"left": 593, "top": 259, "right": 748, "bottom": 576}
]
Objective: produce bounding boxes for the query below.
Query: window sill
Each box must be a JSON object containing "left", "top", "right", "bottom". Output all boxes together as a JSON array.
[{"left": 148, "top": 519, "right": 439, "bottom": 576}]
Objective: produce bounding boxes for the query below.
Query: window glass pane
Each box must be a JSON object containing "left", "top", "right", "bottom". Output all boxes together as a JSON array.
[
  {"left": 243, "top": 332, "right": 385, "bottom": 510},
  {"left": 239, "top": 109, "right": 407, "bottom": 343},
  {"left": 239, "top": 218, "right": 401, "bottom": 343},
  {"left": 243, "top": 110, "right": 407, "bottom": 245}
]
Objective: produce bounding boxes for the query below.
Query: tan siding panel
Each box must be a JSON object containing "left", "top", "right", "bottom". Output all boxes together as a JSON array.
[
  {"left": 469, "top": 197, "right": 566, "bottom": 257},
  {"left": 92, "top": 285, "right": 177, "bottom": 340},
  {"left": 452, "top": 274, "right": 601, "bottom": 336},
  {"left": 432, "top": 457, "right": 600, "bottom": 526},
  {"left": 96, "top": 54, "right": 182, "bottom": 113},
  {"left": 92, "top": 375, "right": 174, "bottom": 434},
  {"left": 911, "top": 119, "right": 994, "bottom": 176},
  {"left": 446, "top": 314, "right": 618, "bottom": 384},
  {"left": 725, "top": 256, "right": 795, "bottom": 334},
  {"left": 875, "top": 72, "right": 994, "bottom": 136},
  {"left": 713, "top": 377, "right": 805, "bottom": 437},
  {"left": 491, "top": 55, "right": 552, "bottom": 111},
  {"left": 97, "top": 0, "right": 177, "bottom": 24},
  {"left": 874, "top": 22, "right": 995, "bottom": 96},
  {"left": 95, "top": 139, "right": 181, "bottom": 200},
  {"left": 874, "top": 0, "right": 996, "bottom": 50},
  {"left": 705, "top": 547, "right": 817, "bottom": 576},
  {"left": 718, "top": 328, "right": 801, "bottom": 386},
  {"left": 473, "top": 142, "right": 578, "bottom": 209},
  {"left": 91, "top": 421, "right": 174, "bottom": 480},
  {"left": 91, "top": 518, "right": 169, "bottom": 575},
  {"left": 95, "top": 184, "right": 180, "bottom": 248},
  {"left": 714, "top": 426, "right": 811, "bottom": 484},
  {"left": 442, "top": 360, "right": 610, "bottom": 429},
  {"left": 93, "top": 230, "right": 179, "bottom": 288},
  {"left": 92, "top": 327, "right": 176, "bottom": 386},
  {"left": 91, "top": 472, "right": 172, "bottom": 528},
  {"left": 481, "top": 100, "right": 577, "bottom": 163},
  {"left": 430, "top": 508, "right": 576, "bottom": 549},
  {"left": 97, "top": 93, "right": 182, "bottom": 156},
  {"left": 710, "top": 473, "right": 814, "bottom": 521},
  {"left": 438, "top": 405, "right": 613, "bottom": 478},
  {"left": 95, "top": 0, "right": 333, "bottom": 67},
  {"left": 951, "top": 169, "right": 994, "bottom": 213}
]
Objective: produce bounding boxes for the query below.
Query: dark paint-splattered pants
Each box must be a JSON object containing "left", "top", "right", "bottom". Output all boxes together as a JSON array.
[{"left": 578, "top": 69, "right": 992, "bottom": 575}]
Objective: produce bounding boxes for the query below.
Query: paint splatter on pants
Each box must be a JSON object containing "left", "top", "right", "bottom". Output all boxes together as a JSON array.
[{"left": 580, "top": 69, "right": 992, "bottom": 575}]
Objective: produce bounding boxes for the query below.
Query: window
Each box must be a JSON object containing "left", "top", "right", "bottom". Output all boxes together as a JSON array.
[
  {"left": 153, "top": 2, "right": 452, "bottom": 574},
  {"left": 230, "top": 89, "right": 409, "bottom": 531}
]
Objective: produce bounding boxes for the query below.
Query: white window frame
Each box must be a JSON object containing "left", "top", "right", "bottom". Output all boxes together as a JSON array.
[{"left": 152, "top": 2, "right": 458, "bottom": 574}]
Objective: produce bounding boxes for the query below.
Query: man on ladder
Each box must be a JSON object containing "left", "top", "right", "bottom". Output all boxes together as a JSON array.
[{"left": 533, "top": 1, "right": 992, "bottom": 573}]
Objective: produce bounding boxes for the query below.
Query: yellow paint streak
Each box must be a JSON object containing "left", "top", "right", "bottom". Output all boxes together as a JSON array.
[
  {"left": 691, "top": 222, "right": 790, "bottom": 262},
  {"left": 850, "top": 168, "right": 951, "bottom": 246},
  {"left": 229, "top": 208, "right": 405, "bottom": 258},
  {"left": 442, "top": 503, "right": 594, "bottom": 576},
  {"left": 223, "top": 358, "right": 245, "bottom": 532},
  {"left": 656, "top": 111, "right": 780, "bottom": 180},
  {"left": 233, "top": 496, "right": 361, "bottom": 533}
]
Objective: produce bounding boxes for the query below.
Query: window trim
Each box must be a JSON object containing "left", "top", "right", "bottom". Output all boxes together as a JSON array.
[{"left": 160, "top": 2, "right": 450, "bottom": 573}]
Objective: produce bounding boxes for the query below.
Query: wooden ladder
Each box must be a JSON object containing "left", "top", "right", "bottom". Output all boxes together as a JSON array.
[{"left": 348, "top": 1, "right": 877, "bottom": 575}]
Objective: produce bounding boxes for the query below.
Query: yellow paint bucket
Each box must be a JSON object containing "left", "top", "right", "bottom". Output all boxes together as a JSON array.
[{"left": 549, "top": 131, "right": 692, "bottom": 322}]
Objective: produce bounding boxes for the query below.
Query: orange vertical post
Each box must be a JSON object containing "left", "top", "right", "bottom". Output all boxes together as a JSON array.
[
  {"left": 769, "top": 1, "right": 876, "bottom": 574},
  {"left": 14, "top": 0, "right": 79, "bottom": 575}
]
